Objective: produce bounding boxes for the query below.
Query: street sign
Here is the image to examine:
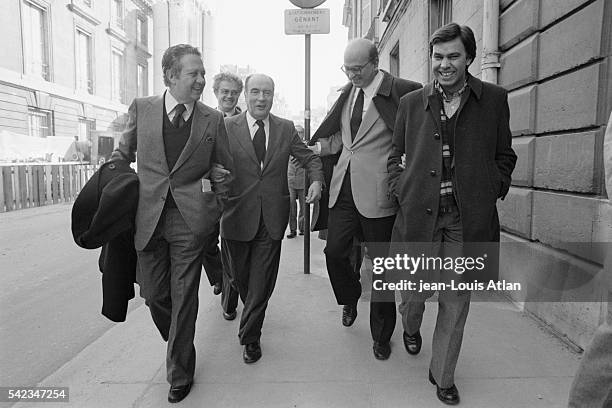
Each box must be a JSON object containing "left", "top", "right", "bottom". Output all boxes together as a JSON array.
[
  {"left": 289, "top": 0, "right": 326, "bottom": 8},
  {"left": 284, "top": 8, "right": 330, "bottom": 35}
]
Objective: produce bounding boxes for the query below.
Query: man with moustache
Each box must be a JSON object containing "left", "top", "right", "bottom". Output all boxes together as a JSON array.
[
  {"left": 200, "top": 72, "right": 244, "bottom": 321},
  {"left": 221, "top": 74, "right": 323, "bottom": 364},
  {"left": 388, "top": 23, "right": 516, "bottom": 404},
  {"left": 111, "top": 44, "right": 233, "bottom": 403},
  {"left": 309, "top": 38, "right": 421, "bottom": 360}
]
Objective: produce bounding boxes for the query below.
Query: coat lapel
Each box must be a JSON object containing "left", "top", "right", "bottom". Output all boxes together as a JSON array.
[
  {"left": 232, "top": 113, "right": 260, "bottom": 168},
  {"left": 352, "top": 100, "right": 379, "bottom": 145},
  {"left": 171, "top": 101, "right": 209, "bottom": 174},
  {"left": 145, "top": 96, "right": 169, "bottom": 174}
]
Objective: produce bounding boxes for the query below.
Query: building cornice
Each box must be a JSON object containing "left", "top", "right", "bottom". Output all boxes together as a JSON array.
[{"left": 66, "top": 1, "right": 101, "bottom": 26}]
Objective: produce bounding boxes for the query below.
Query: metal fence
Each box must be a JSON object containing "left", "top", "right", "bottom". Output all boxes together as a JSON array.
[{"left": 0, "top": 163, "right": 97, "bottom": 212}]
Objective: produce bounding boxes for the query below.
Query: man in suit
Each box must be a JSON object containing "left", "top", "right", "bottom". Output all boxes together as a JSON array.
[
  {"left": 388, "top": 23, "right": 517, "bottom": 405},
  {"left": 287, "top": 124, "right": 306, "bottom": 238},
  {"left": 200, "top": 71, "right": 243, "bottom": 321},
  {"left": 309, "top": 38, "right": 421, "bottom": 360},
  {"left": 111, "top": 44, "right": 233, "bottom": 403},
  {"left": 221, "top": 73, "right": 323, "bottom": 364}
]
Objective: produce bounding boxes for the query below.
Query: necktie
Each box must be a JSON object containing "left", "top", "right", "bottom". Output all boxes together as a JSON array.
[
  {"left": 253, "top": 120, "right": 266, "bottom": 165},
  {"left": 172, "top": 104, "right": 186, "bottom": 128},
  {"left": 350, "top": 89, "right": 364, "bottom": 141}
]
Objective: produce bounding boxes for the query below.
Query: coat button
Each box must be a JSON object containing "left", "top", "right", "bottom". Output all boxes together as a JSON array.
[
  {"left": 430, "top": 170, "right": 437, "bottom": 176},
  {"left": 426, "top": 208, "right": 432, "bottom": 214},
  {"left": 108, "top": 163, "right": 116, "bottom": 170},
  {"left": 434, "top": 133, "right": 440, "bottom": 140},
  {"left": 161, "top": 196, "right": 165, "bottom": 201}
]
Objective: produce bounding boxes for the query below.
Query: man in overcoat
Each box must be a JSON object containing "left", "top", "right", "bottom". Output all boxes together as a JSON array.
[
  {"left": 309, "top": 38, "right": 421, "bottom": 360},
  {"left": 111, "top": 44, "right": 233, "bottom": 403},
  {"left": 388, "top": 23, "right": 516, "bottom": 405}
]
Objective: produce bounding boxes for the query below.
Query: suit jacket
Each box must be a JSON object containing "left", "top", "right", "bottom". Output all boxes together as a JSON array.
[
  {"left": 71, "top": 160, "right": 139, "bottom": 322},
  {"left": 221, "top": 112, "right": 324, "bottom": 241},
  {"left": 388, "top": 75, "right": 517, "bottom": 243},
  {"left": 310, "top": 71, "right": 421, "bottom": 229},
  {"left": 113, "top": 94, "right": 234, "bottom": 251}
]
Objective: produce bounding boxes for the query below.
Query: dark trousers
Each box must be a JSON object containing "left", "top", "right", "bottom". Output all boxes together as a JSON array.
[
  {"left": 221, "top": 218, "right": 282, "bottom": 345},
  {"left": 201, "top": 223, "right": 239, "bottom": 313},
  {"left": 325, "top": 172, "right": 397, "bottom": 344},
  {"left": 137, "top": 208, "right": 202, "bottom": 387},
  {"left": 289, "top": 187, "right": 305, "bottom": 233},
  {"left": 399, "top": 208, "right": 470, "bottom": 388}
]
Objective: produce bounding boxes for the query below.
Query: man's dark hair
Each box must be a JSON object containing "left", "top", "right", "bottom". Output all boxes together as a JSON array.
[
  {"left": 161, "top": 44, "right": 202, "bottom": 87},
  {"left": 429, "top": 23, "right": 476, "bottom": 65}
]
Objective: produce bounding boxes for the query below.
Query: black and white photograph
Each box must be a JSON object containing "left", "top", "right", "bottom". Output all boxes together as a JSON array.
[{"left": 0, "top": 0, "right": 611, "bottom": 407}]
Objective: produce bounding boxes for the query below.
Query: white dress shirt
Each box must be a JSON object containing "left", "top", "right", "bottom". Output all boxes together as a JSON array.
[
  {"left": 165, "top": 90, "right": 195, "bottom": 123},
  {"left": 245, "top": 111, "right": 269, "bottom": 149}
]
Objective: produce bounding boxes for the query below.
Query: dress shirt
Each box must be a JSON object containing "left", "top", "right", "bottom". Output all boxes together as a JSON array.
[
  {"left": 165, "top": 90, "right": 195, "bottom": 123},
  {"left": 246, "top": 111, "right": 269, "bottom": 149},
  {"left": 349, "top": 69, "right": 384, "bottom": 118}
]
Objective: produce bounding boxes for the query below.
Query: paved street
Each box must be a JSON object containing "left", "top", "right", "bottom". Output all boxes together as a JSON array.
[{"left": 0, "top": 204, "right": 582, "bottom": 408}]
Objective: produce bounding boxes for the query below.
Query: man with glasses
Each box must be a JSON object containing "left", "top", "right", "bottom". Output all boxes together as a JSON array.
[
  {"left": 309, "top": 38, "right": 421, "bottom": 360},
  {"left": 221, "top": 74, "right": 323, "bottom": 364},
  {"left": 200, "top": 72, "right": 243, "bottom": 321}
]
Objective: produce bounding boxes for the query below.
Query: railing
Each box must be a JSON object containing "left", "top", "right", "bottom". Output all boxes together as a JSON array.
[{"left": 0, "top": 163, "right": 97, "bottom": 212}]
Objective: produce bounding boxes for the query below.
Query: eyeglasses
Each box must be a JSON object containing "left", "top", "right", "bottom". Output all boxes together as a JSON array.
[
  {"left": 341, "top": 59, "right": 374, "bottom": 75},
  {"left": 219, "top": 89, "right": 240, "bottom": 97}
]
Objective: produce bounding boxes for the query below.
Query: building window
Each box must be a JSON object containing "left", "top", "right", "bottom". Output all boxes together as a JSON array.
[
  {"left": 429, "top": 0, "right": 452, "bottom": 36},
  {"left": 111, "top": 0, "right": 124, "bottom": 30},
  {"left": 28, "top": 107, "right": 53, "bottom": 138},
  {"left": 75, "top": 28, "right": 93, "bottom": 93},
  {"left": 22, "top": 0, "right": 50, "bottom": 80},
  {"left": 136, "top": 15, "right": 147, "bottom": 47},
  {"left": 78, "top": 117, "right": 95, "bottom": 141},
  {"left": 137, "top": 63, "right": 148, "bottom": 97},
  {"left": 111, "top": 49, "right": 125, "bottom": 102},
  {"left": 390, "top": 41, "right": 400, "bottom": 77}
]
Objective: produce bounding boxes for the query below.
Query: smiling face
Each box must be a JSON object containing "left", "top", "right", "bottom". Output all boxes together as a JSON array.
[
  {"left": 167, "top": 54, "right": 206, "bottom": 104},
  {"left": 214, "top": 80, "right": 241, "bottom": 113},
  {"left": 431, "top": 37, "right": 473, "bottom": 93},
  {"left": 245, "top": 74, "right": 274, "bottom": 120}
]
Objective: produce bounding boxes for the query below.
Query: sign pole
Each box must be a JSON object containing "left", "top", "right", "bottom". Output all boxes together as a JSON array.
[{"left": 304, "top": 33, "right": 311, "bottom": 274}]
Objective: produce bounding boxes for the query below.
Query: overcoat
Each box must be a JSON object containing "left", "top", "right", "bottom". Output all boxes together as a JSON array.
[
  {"left": 388, "top": 75, "right": 517, "bottom": 243},
  {"left": 310, "top": 70, "right": 421, "bottom": 230}
]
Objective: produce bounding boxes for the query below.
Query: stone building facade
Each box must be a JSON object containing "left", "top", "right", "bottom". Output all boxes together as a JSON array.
[{"left": 343, "top": 0, "right": 612, "bottom": 348}]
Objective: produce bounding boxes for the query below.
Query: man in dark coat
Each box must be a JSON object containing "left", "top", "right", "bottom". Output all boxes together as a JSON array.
[
  {"left": 388, "top": 23, "right": 516, "bottom": 405},
  {"left": 309, "top": 38, "right": 421, "bottom": 361}
]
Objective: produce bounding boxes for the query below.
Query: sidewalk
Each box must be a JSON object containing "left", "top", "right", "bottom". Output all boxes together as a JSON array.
[{"left": 16, "top": 232, "right": 580, "bottom": 408}]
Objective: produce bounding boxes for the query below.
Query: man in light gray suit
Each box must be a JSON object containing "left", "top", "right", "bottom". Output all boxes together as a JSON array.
[{"left": 112, "top": 44, "right": 233, "bottom": 404}]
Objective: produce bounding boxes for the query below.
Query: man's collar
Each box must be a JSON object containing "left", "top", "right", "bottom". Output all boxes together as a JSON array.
[
  {"left": 165, "top": 90, "right": 195, "bottom": 116},
  {"left": 358, "top": 70, "right": 384, "bottom": 99},
  {"left": 422, "top": 73, "right": 482, "bottom": 109},
  {"left": 217, "top": 105, "right": 241, "bottom": 117},
  {"left": 246, "top": 111, "right": 270, "bottom": 128}
]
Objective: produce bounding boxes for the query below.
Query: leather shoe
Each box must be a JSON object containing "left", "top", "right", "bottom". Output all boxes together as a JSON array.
[
  {"left": 403, "top": 330, "right": 422, "bottom": 355},
  {"left": 342, "top": 304, "right": 357, "bottom": 327},
  {"left": 286, "top": 231, "right": 297, "bottom": 238},
  {"left": 243, "top": 341, "right": 262, "bottom": 364},
  {"left": 372, "top": 341, "right": 391, "bottom": 360},
  {"left": 168, "top": 382, "right": 192, "bottom": 403},
  {"left": 223, "top": 310, "right": 237, "bottom": 321},
  {"left": 429, "top": 370, "right": 460, "bottom": 405},
  {"left": 298, "top": 231, "right": 304, "bottom": 235},
  {"left": 213, "top": 282, "right": 222, "bottom": 295}
]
